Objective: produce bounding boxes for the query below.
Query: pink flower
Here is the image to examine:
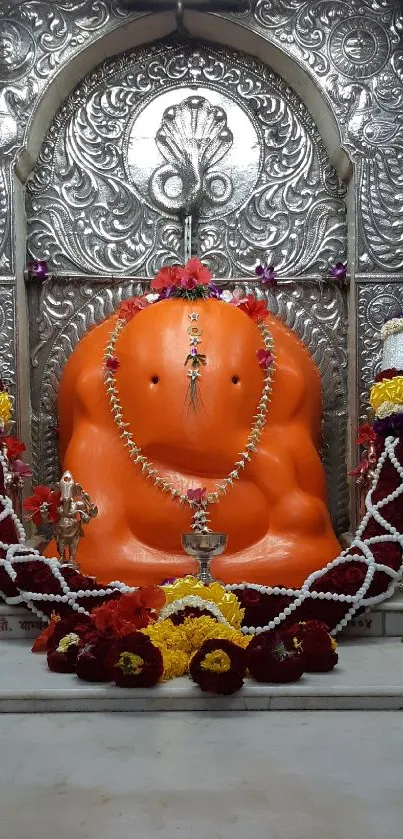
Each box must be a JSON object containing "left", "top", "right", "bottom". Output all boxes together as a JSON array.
[
  {"left": 232, "top": 289, "right": 248, "bottom": 304},
  {"left": 106, "top": 356, "right": 120, "bottom": 372},
  {"left": 12, "top": 459, "right": 33, "bottom": 479},
  {"left": 256, "top": 349, "right": 274, "bottom": 369},
  {"left": 187, "top": 487, "right": 207, "bottom": 505}
]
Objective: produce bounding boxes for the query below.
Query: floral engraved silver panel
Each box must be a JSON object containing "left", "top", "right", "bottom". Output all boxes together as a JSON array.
[
  {"left": 358, "top": 280, "right": 403, "bottom": 420},
  {"left": 0, "top": 284, "right": 17, "bottom": 399},
  {"left": 0, "top": 165, "right": 12, "bottom": 275},
  {"left": 26, "top": 41, "right": 347, "bottom": 278},
  {"left": 249, "top": 0, "right": 403, "bottom": 272},
  {"left": 0, "top": 2, "right": 133, "bottom": 154},
  {"left": 29, "top": 277, "right": 348, "bottom": 534}
]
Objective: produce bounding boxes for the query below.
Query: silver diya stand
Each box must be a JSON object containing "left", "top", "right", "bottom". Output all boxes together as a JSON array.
[{"left": 181, "top": 532, "right": 227, "bottom": 584}]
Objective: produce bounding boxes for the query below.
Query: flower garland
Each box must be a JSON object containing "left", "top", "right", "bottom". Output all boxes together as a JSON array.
[
  {"left": 34, "top": 590, "right": 337, "bottom": 694},
  {"left": 103, "top": 260, "right": 275, "bottom": 533}
]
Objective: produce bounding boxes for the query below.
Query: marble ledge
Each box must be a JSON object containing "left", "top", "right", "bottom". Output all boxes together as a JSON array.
[{"left": 1, "top": 637, "right": 403, "bottom": 712}]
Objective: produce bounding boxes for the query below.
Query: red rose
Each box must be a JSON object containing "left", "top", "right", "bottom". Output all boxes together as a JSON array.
[
  {"left": 287, "top": 622, "right": 338, "bottom": 673},
  {"left": 15, "top": 560, "right": 62, "bottom": 595},
  {"left": 326, "top": 563, "right": 366, "bottom": 594},
  {"left": 75, "top": 634, "right": 112, "bottom": 682},
  {"left": 247, "top": 632, "right": 305, "bottom": 683}
]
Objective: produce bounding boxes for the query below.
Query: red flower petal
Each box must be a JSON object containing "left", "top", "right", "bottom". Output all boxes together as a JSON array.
[
  {"left": 238, "top": 295, "right": 268, "bottom": 322},
  {"left": 185, "top": 258, "right": 212, "bottom": 286}
]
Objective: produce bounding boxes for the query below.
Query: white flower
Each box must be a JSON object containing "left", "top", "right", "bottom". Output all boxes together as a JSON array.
[
  {"left": 380, "top": 318, "right": 403, "bottom": 341},
  {"left": 145, "top": 293, "right": 159, "bottom": 303},
  {"left": 375, "top": 401, "right": 403, "bottom": 419},
  {"left": 221, "top": 290, "right": 234, "bottom": 303}
]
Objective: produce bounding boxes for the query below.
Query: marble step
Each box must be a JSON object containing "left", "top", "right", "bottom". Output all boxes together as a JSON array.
[
  {"left": 1, "top": 592, "right": 403, "bottom": 639},
  {"left": 0, "top": 637, "right": 403, "bottom": 712}
]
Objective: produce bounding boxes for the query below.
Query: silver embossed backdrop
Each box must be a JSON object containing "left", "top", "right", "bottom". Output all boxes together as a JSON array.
[{"left": 25, "top": 39, "right": 348, "bottom": 532}]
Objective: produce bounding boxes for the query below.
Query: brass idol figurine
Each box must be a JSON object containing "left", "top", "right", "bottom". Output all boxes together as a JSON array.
[{"left": 55, "top": 471, "right": 98, "bottom": 569}]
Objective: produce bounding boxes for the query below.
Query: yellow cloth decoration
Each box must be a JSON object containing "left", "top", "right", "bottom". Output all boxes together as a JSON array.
[
  {"left": 370, "top": 377, "right": 403, "bottom": 412},
  {"left": 201, "top": 649, "right": 232, "bottom": 674},
  {"left": 162, "top": 576, "right": 244, "bottom": 629},
  {"left": 0, "top": 391, "right": 12, "bottom": 428}
]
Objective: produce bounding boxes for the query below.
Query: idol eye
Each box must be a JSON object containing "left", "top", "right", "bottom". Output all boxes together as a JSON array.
[
  {"left": 151, "top": 375, "right": 159, "bottom": 384},
  {"left": 232, "top": 375, "right": 240, "bottom": 384}
]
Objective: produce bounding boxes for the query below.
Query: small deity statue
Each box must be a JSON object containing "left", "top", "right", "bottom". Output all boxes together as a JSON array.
[{"left": 55, "top": 471, "right": 98, "bottom": 569}]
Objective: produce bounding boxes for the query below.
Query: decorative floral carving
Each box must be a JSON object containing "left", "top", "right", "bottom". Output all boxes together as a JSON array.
[
  {"left": 26, "top": 41, "right": 346, "bottom": 277},
  {"left": 0, "top": 285, "right": 17, "bottom": 400}
]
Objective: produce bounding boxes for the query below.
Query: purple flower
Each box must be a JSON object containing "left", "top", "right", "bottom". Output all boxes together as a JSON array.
[
  {"left": 255, "top": 263, "right": 277, "bottom": 287},
  {"left": 12, "top": 459, "right": 33, "bottom": 479},
  {"left": 27, "top": 260, "right": 49, "bottom": 280},
  {"left": 157, "top": 285, "right": 176, "bottom": 300},
  {"left": 373, "top": 414, "right": 403, "bottom": 437},
  {"left": 208, "top": 282, "right": 222, "bottom": 299},
  {"left": 190, "top": 347, "right": 198, "bottom": 357},
  {"left": 329, "top": 262, "right": 347, "bottom": 284},
  {"left": 385, "top": 308, "right": 403, "bottom": 322}
]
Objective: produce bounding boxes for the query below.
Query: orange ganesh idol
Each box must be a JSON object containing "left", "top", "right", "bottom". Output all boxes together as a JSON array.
[{"left": 58, "top": 259, "right": 341, "bottom": 587}]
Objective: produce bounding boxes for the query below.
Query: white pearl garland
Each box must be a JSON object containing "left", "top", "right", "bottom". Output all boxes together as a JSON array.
[{"left": 1, "top": 428, "right": 403, "bottom": 636}]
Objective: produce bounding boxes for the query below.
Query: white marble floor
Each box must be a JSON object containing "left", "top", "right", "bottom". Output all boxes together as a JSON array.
[
  {"left": 1, "top": 711, "right": 403, "bottom": 839},
  {"left": 2, "top": 637, "right": 403, "bottom": 710}
]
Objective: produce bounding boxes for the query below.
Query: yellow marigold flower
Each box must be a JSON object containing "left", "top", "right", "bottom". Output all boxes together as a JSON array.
[
  {"left": 0, "top": 391, "right": 12, "bottom": 427},
  {"left": 142, "top": 619, "right": 187, "bottom": 651},
  {"left": 180, "top": 615, "right": 249, "bottom": 654},
  {"left": 160, "top": 648, "right": 189, "bottom": 681},
  {"left": 201, "top": 649, "right": 232, "bottom": 674},
  {"left": 162, "top": 576, "right": 244, "bottom": 629}
]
